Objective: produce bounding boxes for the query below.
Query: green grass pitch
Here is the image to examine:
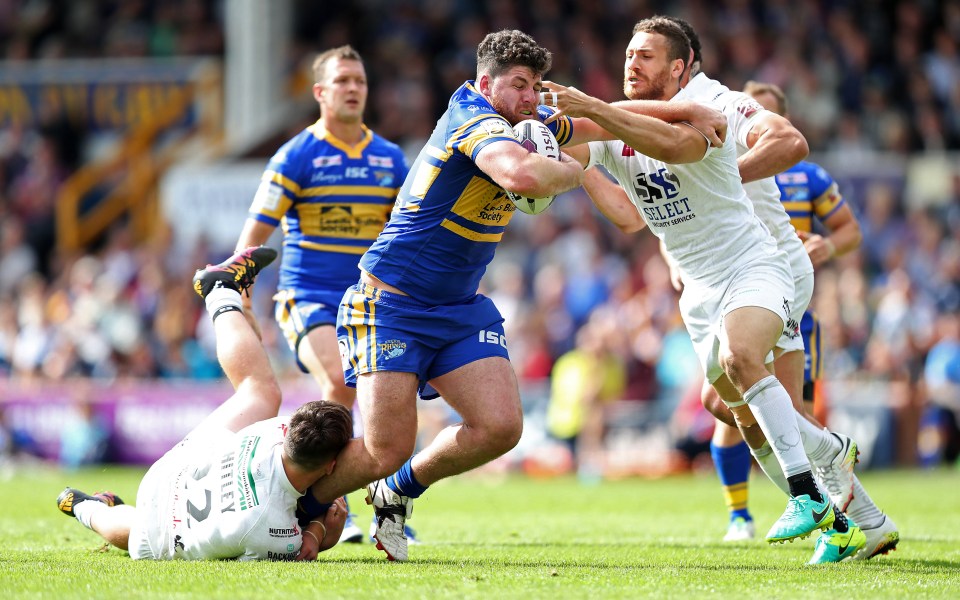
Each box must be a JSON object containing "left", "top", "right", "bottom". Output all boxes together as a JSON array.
[{"left": 3, "top": 464, "right": 959, "bottom": 598}]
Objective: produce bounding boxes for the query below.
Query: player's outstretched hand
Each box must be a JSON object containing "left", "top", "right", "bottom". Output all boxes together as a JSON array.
[{"left": 540, "top": 80, "right": 597, "bottom": 124}]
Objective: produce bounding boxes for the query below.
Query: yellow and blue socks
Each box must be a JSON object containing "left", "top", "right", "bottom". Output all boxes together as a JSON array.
[
  {"left": 711, "top": 440, "right": 753, "bottom": 524},
  {"left": 385, "top": 457, "right": 428, "bottom": 499}
]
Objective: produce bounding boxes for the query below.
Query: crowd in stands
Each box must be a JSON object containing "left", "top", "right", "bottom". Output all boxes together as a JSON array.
[{"left": 1, "top": 0, "right": 958, "bottom": 468}]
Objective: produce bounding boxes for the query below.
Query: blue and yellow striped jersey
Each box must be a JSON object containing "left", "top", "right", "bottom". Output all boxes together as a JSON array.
[
  {"left": 247, "top": 120, "right": 408, "bottom": 292},
  {"left": 359, "top": 81, "right": 573, "bottom": 305},
  {"left": 774, "top": 160, "right": 845, "bottom": 233}
]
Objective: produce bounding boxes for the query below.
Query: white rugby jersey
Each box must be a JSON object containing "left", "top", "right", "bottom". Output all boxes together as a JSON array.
[
  {"left": 587, "top": 90, "right": 778, "bottom": 288},
  {"left": 684, "top": 73, "right": 813, "bottom": 279},
  {"left": 155, "top": 417, "right": 304, "bottom": 561}
]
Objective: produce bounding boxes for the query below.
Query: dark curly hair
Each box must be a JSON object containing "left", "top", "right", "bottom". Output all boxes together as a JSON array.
[
  {"left": 632, "top": 16, "right": 691, "bottom": 66},
  {"left": 284, "top": 400, "right": 353, "bottom": 471},
  {"left": 476, "top": 29, "right": 552, "bottom": 79}
]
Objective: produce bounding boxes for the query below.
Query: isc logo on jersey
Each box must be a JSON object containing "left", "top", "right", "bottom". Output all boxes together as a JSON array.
[{"left": 505, "top": 119, "right": 561, "bottom": 215}]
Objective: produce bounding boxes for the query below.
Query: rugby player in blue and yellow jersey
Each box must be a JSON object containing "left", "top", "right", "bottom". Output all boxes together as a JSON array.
[
  {"left": 236, "top": 46, "right": 407, "bottom": 405},
  {"left": 302, "top": 28, "right": 721, "bottom": 563},
  {"left": 234, "top": 46, "right": 407, "bottom": 544},
  {"left": 291, "top": 30, "right": 583, "bottom": 562}
]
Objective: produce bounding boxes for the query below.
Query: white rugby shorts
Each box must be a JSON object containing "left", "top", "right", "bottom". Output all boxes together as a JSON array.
[
  {"left": 777, "top": 269, "right": 813, "bottom": 354},
  {"left": 679, "top": 246, "right": 795, "bottom": 384}
]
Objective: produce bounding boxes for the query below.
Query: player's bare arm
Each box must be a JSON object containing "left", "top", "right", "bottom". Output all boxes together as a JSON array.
[
  {"left": 581, "top": 165, "right": 645, "bottom": 233},
  {"left": 540, "top": 80, "right": 720, "bottom": 164},
  {"left": 740, "top": 111, "right": 809, "bottom": 183},
  {"left": 799, "top": 197, "right": 862, "bottom": 267},
  {"left": 545, "top": 94, "right": 725, "bottom": 149},
  {"left": 475, "top": 138, "right": 583, "bottom": 199},
  {"left": 611, "top": 99, "right": 726, "bottom": 148}
]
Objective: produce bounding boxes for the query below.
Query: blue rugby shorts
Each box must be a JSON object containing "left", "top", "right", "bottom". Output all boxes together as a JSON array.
[{"left": 337, "top": 282, "right": 510, "bottom": 393}]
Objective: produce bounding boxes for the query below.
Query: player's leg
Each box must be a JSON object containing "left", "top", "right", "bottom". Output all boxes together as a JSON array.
[
  {"left": 704, "top": 383, "right": 755, "bottom": 541},
  {"left": 720, "top": 305, "right": 834, "bottom": 542},
  {"left": 365, "top": 356, "right": 523, "bottom": 562},
  {"left": 710, "top": 371, "right": 791, "bottom": 496},
  {"left": 192, "top": 246, "right": 282, "bottom": 432},
  {"left": 797, "top": 312, "right": 898, "bottom": 559},
  {"left": 365, "top": 307, "right": 517, "bottom": 560},
  {"left": 707, "top": 290, "right": 865, "bottom": 559},
  {"left": 309, "top": 370, "right": 420, "bottom": 501},
  {"left": 683, "top": 276, "right": 795, "bottom": 522},
  {"left": 57, "top": 488, "right": 133, "bottom": 550},
  {"left": 293, "top": 322, "right": 365, "bottom": 543},
  {"left": 275, "top": 291, "right": 358, "bottom": 409},
  {"left": 298, "top": 325, "right": 357, "bottom": 407},
  {"left": 708, "top": 353, "right": 865, "bottom": 561},
  {"left": 412, "top": 356, "right": 523, "bottom": 484}
]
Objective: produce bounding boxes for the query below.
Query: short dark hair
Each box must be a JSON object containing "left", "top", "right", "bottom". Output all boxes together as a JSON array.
[
  {"left": 632, "top": 16, "right": 691, "bottom": 66},
  {"left": 284, "top": 401, "right": 353, "bottom": 471},
  {"left": 312, "top": 45, "right": 363, "bottom": 83},
  {"left": 744, "top": 80, "right": 789, "bottom": 116},
  {"left": 664, "top": 16, "right": 701, "bottom": 67},
  {"left": 476, "top": 29, "right": 552, "bottom": 79}
]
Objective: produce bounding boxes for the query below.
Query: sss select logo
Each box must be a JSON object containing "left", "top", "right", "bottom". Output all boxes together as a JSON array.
[{"left": 631, "top": 167, "right": 696, "bottom": 228}]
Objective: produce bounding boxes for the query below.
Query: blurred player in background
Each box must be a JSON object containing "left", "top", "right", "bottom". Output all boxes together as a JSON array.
[
  {"left": 745, "top": 80, "right": 898, "bottom": 560},
  {"left": 57, "top": 247, "right": 353, "bottom": 561},
  {"left": 301, "top": 29, "right": 585, "bottom": 562},
  {"left": 543, "top": 17, "right": 850, "bottom": 563},
  {"left": 232, "top": 45, "right": 409, "bottom": 545}
]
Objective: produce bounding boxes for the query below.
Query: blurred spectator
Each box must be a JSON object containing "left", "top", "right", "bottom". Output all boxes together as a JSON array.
[
  {"left": 58, "top": 397, "right": 109, "bottom": 470},
  {"left": 0, "top": 217, "right": 37, "bottom": 297},
  {"left": 0, "top": 405, "right": 41, "bottom": 477},
  {"left": 545, "top": 311, "right": 627, "bottom": 480},
  {"left": 922, "top": 309, "right": 960, "bottom": 465}
]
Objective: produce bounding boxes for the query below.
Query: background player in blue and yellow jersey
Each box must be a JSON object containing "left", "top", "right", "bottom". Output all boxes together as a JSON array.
[
  {"left": 746, "top": 81, "right": 899, "bottom": 560},
  {"left": 233, "top": 45, "right": 408, "bottom": 544},
  {"left": 298, "top": 30, "right": 584, "bottom": 562}
]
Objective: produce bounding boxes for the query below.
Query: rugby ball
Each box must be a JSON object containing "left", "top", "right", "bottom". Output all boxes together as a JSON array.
[{"left": 506, "top": 119, "right": 561, "bottom": 215}]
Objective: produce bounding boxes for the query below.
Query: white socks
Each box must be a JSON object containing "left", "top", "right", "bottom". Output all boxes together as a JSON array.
[
  {"left": 846, "top": 475, "right": 885, "bottom": 529},
  {"left": 743, "top": 375, "right": 811, "bottom": 478},
  {"left": 796, "top": 420, "right": 842, "bottom": 467},
  {"left": 205, "top": 287, "right": 242, "bottom": 320},
  {"left": 751, "top": 441, "right": 791, "bottom": 496},
  {"left": 73, "top": 499, "right": 109, "bottom": 530}
]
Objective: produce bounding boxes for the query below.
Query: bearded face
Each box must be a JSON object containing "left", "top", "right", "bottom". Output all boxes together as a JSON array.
[
  {"left": 622, "top": 31, "right": 682, "bottom": 101},
  {"left": 624, "top": 63, "right": 673, "bottom": 101}
]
